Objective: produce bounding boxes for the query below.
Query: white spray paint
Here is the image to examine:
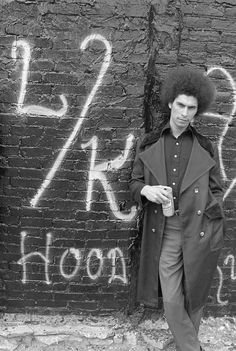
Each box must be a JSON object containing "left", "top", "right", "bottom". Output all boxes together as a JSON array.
[
  {"left": 207, "top": 66, "right": 236, "bottom": 200},
  {"left": 30, "top": 34, "right": 112, "bottom": 208},
  {"left": 18, "top": 231, "right": 128, "bottom": 284},
  {"left": 108, "top": 247, "right": 127, "bottom": 284},
  {"left": 205, "top": 66, "right": 236, "bottom": 306},
  {"left": 224, "top": 254, "right": 236, "bottom": 281},
  {"left": 11, "top": 40, "right": 68, "bottom": 117},
  {"left": 216, "top": 265, "right": 228, "bottom": 306},
  {"left": 81, "top": 135, "right": 137, "bottom": 221},
  {"left": 216, "top": 254, "right": 236, "bottom": 305},
  {"left": 17, "top": 231, "right": 52, "bottom": 285},
  {"left": 86, "top": 249, "right": 103, "bottom": 280},
  {"left": 59, "top": 248, "right": 81, "bottom": 279}
]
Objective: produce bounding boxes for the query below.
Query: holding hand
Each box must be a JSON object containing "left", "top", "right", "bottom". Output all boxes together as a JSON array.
[{"left": 141, "top": 185, "right": 170, "bottom": 204}]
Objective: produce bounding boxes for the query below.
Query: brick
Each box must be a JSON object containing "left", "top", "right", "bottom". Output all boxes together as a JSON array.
[
  {"left": 69, "top": 284, "right": 101, "bottom": 293},
  {"left": 1, "top": 196, "right": 21, "bottom": 207},
  {"left": 17, "top": 168, "right": 43, "bottom": 178},
  {"left": 34, "top": 37, "right": 53, "bottom": 49},
  {"left": 52, "top": 84, "right": 87, "bottom": 95},
  {"left": 50, "top": 180, "right": 86, "bottom": 191},
  {"left": 43, "top": 73, "right": 78, "bottom": 85},
  {"left": 68, "top": 301, "right": 99, "bottom": 311},
  {"left": 0, "top": 167, "right": 17, "bottom": 176},
  {"left": 0, "top": 145, "right": 19, "bottom": 156},
  {"left": 75, "top": 211, "right": 108, "bottom": 221},
  {"left": 85, "top": 220, "right": 116, "bottom": 231},
  {"left": 8, "top": 157, "right": 41, "bottom": 168},
  {"left": 26, "top": 83, "right": 52, "bottom": 95},
  {"left": 21, "top": 217, "right": 53, "bottom": 227},
  {"left": 53, "top": 219, "right": 85, "bottom": 229},
  {"left": 28, "top": 72, "right": 43, "bottom": 83},
  {"left": 10, "top": 177, "right": 41, "bottom": 189},
  {"left": 225, "top": 7, "right": 236, "bottom": 17}
]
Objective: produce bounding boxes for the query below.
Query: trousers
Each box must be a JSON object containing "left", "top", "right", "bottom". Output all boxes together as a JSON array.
[{"left": 159, "top": 215, "right": 202, "bottom": 351}]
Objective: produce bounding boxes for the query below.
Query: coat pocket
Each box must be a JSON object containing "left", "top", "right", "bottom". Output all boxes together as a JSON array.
[{"left": 204, "top": 202, "right": 224, "bottom": 251}]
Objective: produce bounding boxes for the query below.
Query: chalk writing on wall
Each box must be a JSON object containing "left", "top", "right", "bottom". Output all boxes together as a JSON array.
[{"left": 18, "top": 231, "right": 128, "bottom": 285}]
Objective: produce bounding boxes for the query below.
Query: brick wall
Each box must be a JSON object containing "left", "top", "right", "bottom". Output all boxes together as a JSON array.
[{"left": 0, "top": 0, "right": 235, "bottom": 316}]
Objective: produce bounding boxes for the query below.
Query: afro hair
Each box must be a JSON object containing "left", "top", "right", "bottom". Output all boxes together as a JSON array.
[{"left": 160, "top": 67, "right": 216, "bottom": 115}]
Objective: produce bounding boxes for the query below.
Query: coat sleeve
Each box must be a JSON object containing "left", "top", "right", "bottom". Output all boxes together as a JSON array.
[
  {"left": 129, "top": 140, "right": 147, "bottom": 208},
  {"left": 209, "top": 142, "right": 224, "bottom": 207}
]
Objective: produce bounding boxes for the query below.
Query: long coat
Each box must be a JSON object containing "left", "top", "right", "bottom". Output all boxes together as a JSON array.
[{"left": 130, "top": 128, "right": 224, "bottom": 313}]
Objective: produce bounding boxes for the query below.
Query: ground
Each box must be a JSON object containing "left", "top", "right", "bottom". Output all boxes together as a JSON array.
[{"left": 0, "top": 309, "right": 235, "bottom": 351}]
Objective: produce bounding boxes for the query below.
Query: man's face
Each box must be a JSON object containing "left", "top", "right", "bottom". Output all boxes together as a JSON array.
[{"left": 168, "top": 94, "right": 198, "bottom": 132}]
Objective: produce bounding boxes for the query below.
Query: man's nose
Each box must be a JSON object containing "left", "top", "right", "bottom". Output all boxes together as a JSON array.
[{"left": 182, "top": 107, "right": 188, "bottom": 116}]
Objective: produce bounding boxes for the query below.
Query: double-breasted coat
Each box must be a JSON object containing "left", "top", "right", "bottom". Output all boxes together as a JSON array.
[{"left": 130, "top": 127, "right": 224, "bottom": 313}]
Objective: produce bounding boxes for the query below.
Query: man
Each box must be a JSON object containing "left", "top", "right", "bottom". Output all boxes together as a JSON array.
[{"left": 129, "top": 67, "right": 224, "bottom": 351}]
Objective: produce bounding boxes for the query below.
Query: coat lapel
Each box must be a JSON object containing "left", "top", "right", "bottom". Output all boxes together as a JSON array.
[
  {"left": 139, "top": 138, "right": 167, "bottom": 185},
  {"left": 180, "top": 136, "right": 216, "bottom": 194}
]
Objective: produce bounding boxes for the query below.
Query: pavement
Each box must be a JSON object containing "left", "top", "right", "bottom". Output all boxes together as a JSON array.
[{"left": 0, "top": 309, "right": 235, "bottom": 351}]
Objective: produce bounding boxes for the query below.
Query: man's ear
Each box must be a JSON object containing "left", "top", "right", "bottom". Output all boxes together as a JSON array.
[{"left": 168, "top": 102, "right": 172, "bottom": 109}]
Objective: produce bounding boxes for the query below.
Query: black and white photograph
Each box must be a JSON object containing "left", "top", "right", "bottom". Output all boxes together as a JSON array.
[{"left": 0, "top": 1, "right": 235, "bottom": 350}]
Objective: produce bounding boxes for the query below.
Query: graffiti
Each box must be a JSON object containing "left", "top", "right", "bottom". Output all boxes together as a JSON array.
[
  {"left": 108, "top": 247, "right": 127, "bottom": 284},
  {"left": 14, "top": 35, "right": 137, "bottom": 220},
  {"left": 206, "top": 66, "right": 236, "bottom": 200},
  {"left": 81, "top": 135, "right": 136, "bottom": 221},
  {"left": 11, "top": 40, "right": 68, "bottom": 117},
  {"left": 29, "top": 34, "right": 112, "bottom": 208},
  {"left": 205, "top": 66, "right": 236, "bottom": 305},
  {"left": 216, "top": 266, "right": 228, "bottom": 306},
  {"left": 59, "top": 248, "right": 81, "bottom": 280},
  {"left": 216, "top": 254, "right": 236, "bottom": 306},
  {"left": 224, "top": 254, "right": 236, "bottom": 281},
  {"left": 86, "top": 249, "right": 103, "bottom": 280},
  {"left": 18, "top": 231, "right": 52, "bottom": 285},
  {"left": 17, "top": 231, "right": 128, "bottom": 285}
]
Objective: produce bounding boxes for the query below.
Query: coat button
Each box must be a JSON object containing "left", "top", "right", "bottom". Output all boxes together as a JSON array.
[
  {"left": 199, "top": 231, "right": 205, "bottom": 237},
  {"left": 154, "top": 210, "right": 158, "bottom": 214},
  {"left": 152, "top": 228, "right": 156, "bottom": 232},
  {"left": 194, "top": 188, "right": 199, "bottom": 193},
  {"left": 197, "top": 210, "right": 202, "bottom": 215}
]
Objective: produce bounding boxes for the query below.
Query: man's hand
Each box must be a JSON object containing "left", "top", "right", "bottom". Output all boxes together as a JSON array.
[{"left": 141, "top": 185, "right": 170, "bottom": 204}]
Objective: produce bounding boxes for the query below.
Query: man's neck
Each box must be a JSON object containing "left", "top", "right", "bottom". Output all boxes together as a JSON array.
[{"left": 170, "top": 123, "right": 189, "bottom": 138}]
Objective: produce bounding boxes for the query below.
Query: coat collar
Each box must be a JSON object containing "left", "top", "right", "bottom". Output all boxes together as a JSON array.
[
  {"left": 139, "top": 135, "right": 216, "bottom": 192},
  {"left": 139, "top": 137, "right": 167, "bottom": 186},
  {"left": 180, "top": 136, "right": 215, "bottom": 193}
]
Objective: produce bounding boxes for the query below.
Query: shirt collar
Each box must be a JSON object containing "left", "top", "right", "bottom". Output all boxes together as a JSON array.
[{"left": 161, "top": 121, "right": 193, "bottom": 136}]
